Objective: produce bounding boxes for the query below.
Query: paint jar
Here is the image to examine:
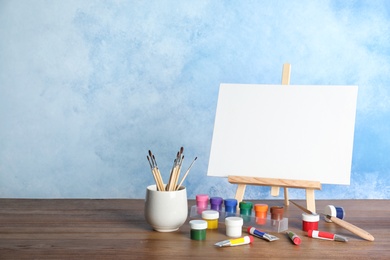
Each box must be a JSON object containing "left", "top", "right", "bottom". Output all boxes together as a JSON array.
[
  {"left": 302, "top": 213, "right": 320, "bottom": 231},
  {"left": 196, "top": 194, "right": 209, "bottom": 214},
  {"left": 225, "top": 217, "right": 243, "bottom": 238},
  {"left": 202, "top": 210, "right": 220, "bottom": 230},
  {"left": 323, "top": 205, "right": 345, "bottom": 222},
  {"left": 224, "top": 199, "right": 238, "bottom": 216},
  {"left": 189, "top": 220, "right": 207, "bottom": 241},
  {"left": 254, "top": 204, "right": 268, "bottom": 225},
  {"left": 270, "top": 206, "right": 284, "bottom": 220},
  {"left": 210, "top": 197, "right": 223, "bottom": 211},
  {"left": 254, "top": 204, "right": 268, "bottom": 218},
  {"left": 239, "top": 201, "right": 253, "bottom": 215},
  {"left": 239, "top": 201, "right": 253, "bottom": 222}
]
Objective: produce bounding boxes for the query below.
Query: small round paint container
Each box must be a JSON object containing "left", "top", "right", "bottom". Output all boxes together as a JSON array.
[
  {"left": 254, "top": 204, "right": 268, "bottom": 225},
  {"left": 302, "top": 213, "right": 320, "bottom": 231},
  {"left": 210, "top": 197, "right": 223, "bottom": 211},
  {"left": 224, "top": 199, "right": 238, "bottom": 216},
  {"left": 254, "top": 204, "right": 268, "bottom": 218},
  {"left": 189, "top": 220, "right": 207, "bottom": 240},
  {"left": 323, "top": 205, "right": 345, "bottom": 222},
  {"left": 239, "top": 201, "right": 253, "bottom": 222},
  {"left": 239, "top": 201, "right": 253, "bottom": 216},
  {"left": 225, "top": 216, "right": 243, "bottom": 238},
  {"left": 270, "top": 206, "right": 284, "bottom": 220},
  {"left": 201, "top": 210, "right": 219, "bottom": 229},
  {"left": 196, "top": 194, "right": 209, "bottom": 214}
]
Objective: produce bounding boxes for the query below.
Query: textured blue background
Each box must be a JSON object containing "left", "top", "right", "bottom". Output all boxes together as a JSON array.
[{"left": 0, "top": 0, "right": 389, "bottom": 199}]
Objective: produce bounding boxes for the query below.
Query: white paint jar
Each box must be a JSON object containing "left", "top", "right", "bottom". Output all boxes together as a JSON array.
[{"left": 225, "top": 216, "right": 243, "bottom": 238}]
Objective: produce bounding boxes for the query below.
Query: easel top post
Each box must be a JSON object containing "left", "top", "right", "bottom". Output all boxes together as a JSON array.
[
  {"left": 281, "top": 63, "right": 291, "bottom": 85},
  {"left": 271, "top": 63, "right": 291, "bottom": 197}
]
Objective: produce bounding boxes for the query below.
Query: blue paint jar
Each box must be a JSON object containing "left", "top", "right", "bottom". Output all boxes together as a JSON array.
[
  {"left": 224, "top": 199, "right": 238, "bottom": 216},
  {"left": 323, "top": 205, "right": 346, "bottom": 222}
]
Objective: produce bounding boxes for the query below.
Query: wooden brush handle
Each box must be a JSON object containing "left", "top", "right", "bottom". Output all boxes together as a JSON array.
[{"left": 329, "top": 216, "right": 374, "bottom": 241}]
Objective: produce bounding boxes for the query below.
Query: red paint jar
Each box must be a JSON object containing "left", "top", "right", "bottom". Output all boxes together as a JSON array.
[{"left": 302, "top": 213, "right": 319, "bottom": 231}]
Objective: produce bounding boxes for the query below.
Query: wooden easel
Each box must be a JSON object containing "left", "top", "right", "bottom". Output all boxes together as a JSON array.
[{"left": 228, "top": 64, "right": 322, "bottom": 213}]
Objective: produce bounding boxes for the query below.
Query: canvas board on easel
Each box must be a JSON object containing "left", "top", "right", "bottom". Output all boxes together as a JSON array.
[{"left": 207, "top": 84, "right": 358, "bottom": 185}]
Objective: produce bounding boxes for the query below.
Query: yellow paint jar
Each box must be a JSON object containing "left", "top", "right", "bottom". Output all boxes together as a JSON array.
[{"left": 201, "top": 210, "right": 219, "bottom": 230}]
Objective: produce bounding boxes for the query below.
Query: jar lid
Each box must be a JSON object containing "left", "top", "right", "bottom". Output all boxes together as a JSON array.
[
  {"left": 196, "top": 194, "right": 209, "bottom": 202},
  {"left": 270, "top": 206, "right": 284, "bottom": 214},
  {"left": 254, "top": 204, "right": 268, "bottom": 212},
  {"left": 202, "top": 210, "right": 219, "bottom": 219},
  {"left": 189, "top": 220, "right": 208, "bottom": 230},
  {"left": 302, "top": 213, "right": 320, "bottom": 221},
  {"left": 210, "top": 197, "right": 223, "bottom": 205},
  {"left": 225, "top": 216, "right": 243, "bottom": 226},
  {"left": 224, "top": 199, "right": 238, "bottom": 207},
  {"left": 239, "top": 201, "right": 253, "bottom": 209},
  {"left": 323, "top": 205, "right": 336, "bottom": 222},
  {"left": 323, "top": 205, "right": 345, "bottom": 222}
]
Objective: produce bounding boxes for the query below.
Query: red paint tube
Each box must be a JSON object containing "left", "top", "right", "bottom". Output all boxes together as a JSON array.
[{"left": 308, "top": 230, "right": 348, "bottom": 242}]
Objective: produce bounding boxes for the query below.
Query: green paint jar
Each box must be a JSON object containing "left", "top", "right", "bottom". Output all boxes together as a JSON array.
[
  {"left": 239, "top": 201, "right": 253, "bottom": 215},
  {"left": 189, "top": 220, "right": 207, "bottom": 240},
  {"left": 239, "top": 201, "right": 253, "bottom": 222}
]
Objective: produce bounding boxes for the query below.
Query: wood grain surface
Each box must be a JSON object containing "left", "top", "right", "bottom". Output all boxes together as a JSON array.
[{"left": 0, "top": 199, "right": 388, "bottom": 259}]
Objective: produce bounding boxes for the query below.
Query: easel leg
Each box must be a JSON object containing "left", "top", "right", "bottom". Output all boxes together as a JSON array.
[
  {"left": 284, "top": 187, "right": 289, "bottom": 207},
  {"left": 306, "top": 189, "right": 316, "bottom": 213},
  {"left": 271, "top": 186, "right": 280, "bottom": 196},
  {"left": 234, "top": 184, "right": 247, "bottom": 203}
]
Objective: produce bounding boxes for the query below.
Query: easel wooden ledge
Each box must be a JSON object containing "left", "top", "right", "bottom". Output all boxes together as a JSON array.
[
  {"left": 228, "top": 176, "right": 321, "bottom": 212},
  {"left": 228, "top": 64, "right": 322, "bottom": 213}
]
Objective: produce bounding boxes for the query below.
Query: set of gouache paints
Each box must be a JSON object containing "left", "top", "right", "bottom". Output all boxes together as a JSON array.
[
  {"left": 189, "top": 194, "right": 288, "bottom": 240},
  {"left": 189, "top": 194, "right": 346, "bottom": 241}
]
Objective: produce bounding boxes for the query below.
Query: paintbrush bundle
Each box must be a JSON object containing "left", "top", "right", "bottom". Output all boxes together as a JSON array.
[{"left": 147, "top": 147, "right": 197, "bottom": 191}]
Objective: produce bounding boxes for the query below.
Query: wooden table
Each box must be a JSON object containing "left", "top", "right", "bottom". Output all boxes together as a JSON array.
[{"left": 0, "top": 199, "right": 389, "bottom": 259}]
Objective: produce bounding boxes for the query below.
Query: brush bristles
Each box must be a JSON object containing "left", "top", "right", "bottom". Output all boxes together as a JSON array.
[{"left": 147, "top": 147, "right": 196, "bottom": 191}]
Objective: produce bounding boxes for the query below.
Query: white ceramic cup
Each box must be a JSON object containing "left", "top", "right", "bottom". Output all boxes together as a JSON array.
[{"left": 144, "top": 184, "right": 188, "bottom": 232}]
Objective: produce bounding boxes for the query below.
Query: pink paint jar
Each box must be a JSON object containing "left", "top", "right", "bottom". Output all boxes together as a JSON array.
[
  {"left": 196, "top": 194, "right": 209, "bottom": 214},
  {"left": 302, "top": 213, "right": 319, "bottom": 231}
]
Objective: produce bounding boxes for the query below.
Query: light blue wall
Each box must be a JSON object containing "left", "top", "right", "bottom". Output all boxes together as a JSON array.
[{"left": 0, "top": 0, "right": 389, "bottom": 199}]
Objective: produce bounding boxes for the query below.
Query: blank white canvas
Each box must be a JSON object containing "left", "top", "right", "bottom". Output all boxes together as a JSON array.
[{"left": 207, "top": 84, "right": 358, "bottom": 185}]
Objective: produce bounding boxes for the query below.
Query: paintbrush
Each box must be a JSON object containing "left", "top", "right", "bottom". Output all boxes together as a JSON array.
[
  {"left": 146, "top": 155, "right": 159, "bottom": 190},
  {"left": 152, "top": 154, "right": 165, "bottom": 191},
  {"left": 289, "top": 200, "right": 375, "bottom": 242},
  {"left": 147, "top": 155, "right": 163, "bottom": 191},
  {"left": 176, "top": 156, "right": 197, "bottom": 190},
  {"left": 172, "top": 147, "right": 184, "bottom": 190},
  {"left": 166, "top": 156, "right": 177, "bottom": 191},
  {"left": 147, "top": 151, "right": 164, "bottom": 191},
  {"left": 173, "top": 154, "right": 184, "bottom": 190},
  {"left": 166, "top": 147, "right": 184, "bottom": 191}
]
